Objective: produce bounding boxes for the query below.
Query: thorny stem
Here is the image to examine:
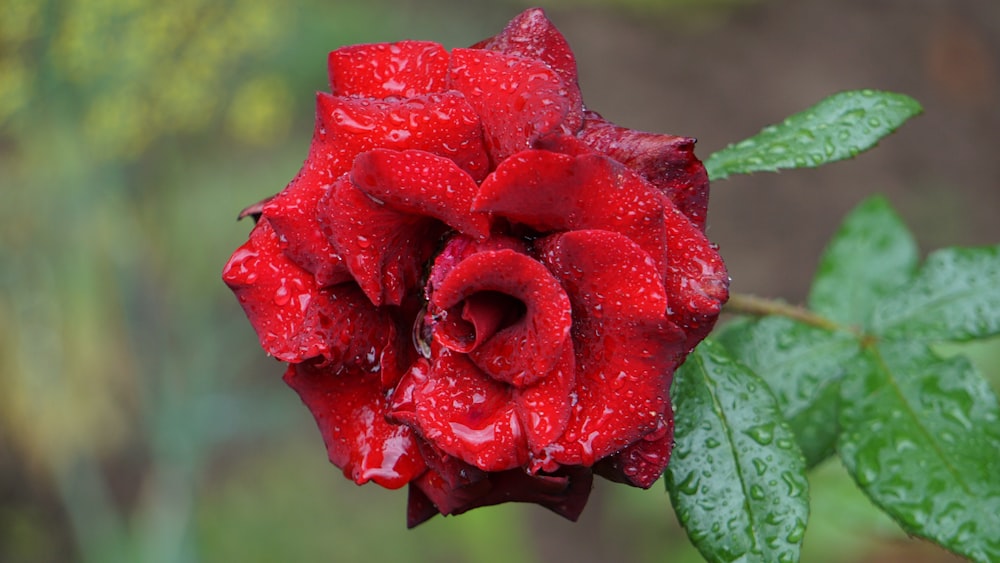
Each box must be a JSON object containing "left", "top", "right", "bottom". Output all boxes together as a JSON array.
[{"left": 723, "top": 293, "right": 847, "bottom": 333}]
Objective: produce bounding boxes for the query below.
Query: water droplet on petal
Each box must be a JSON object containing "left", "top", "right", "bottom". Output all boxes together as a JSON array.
[{"left": 274, "top": 282, "right": 291, "bottom": 306}]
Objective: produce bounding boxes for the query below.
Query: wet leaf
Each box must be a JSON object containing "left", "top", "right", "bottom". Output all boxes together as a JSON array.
[
  {"left": 838, "top": 341, "right": 1000, "bottom": 562},
  {"left": 666, "top": 339, "right": 809, "bottom": 563},
  {"left": 704, "top": 90, "right": 922, "bottom": 181},
  {"left": 872, "top": 245, "right": 1000, "bottom": 342},
  {"left": 807, "top": 195, "right": 918, "bottom": 327},
  {"left": 717, "top": 317, "right": 858, "bottom": 467}
]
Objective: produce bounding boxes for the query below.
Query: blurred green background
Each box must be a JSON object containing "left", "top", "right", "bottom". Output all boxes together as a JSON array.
[{"left": 2, "top": 0, "right": 997, "bottom": 561}]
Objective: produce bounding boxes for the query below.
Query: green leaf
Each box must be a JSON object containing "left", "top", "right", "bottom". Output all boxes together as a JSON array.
[
  {"left": 785, "top": 379, "right": 840, "bottom": 469},
  {"left": 872, "top": 245, "right": 1000, "bottom": 342},
  {"left": 838, "top": 341, "right": 1000, "bottom": 562},
  {"left": 807, "top": 195, "right": 918, "bottom": 326},
  {"left": 717, "top": 317, "right": 859, "bottom": 467},
  {"left": 704, "top": 90, "right": 922, "bottom": 181},
  {"left": 666, "top": 339, "right": 809, "bottom": 563}
]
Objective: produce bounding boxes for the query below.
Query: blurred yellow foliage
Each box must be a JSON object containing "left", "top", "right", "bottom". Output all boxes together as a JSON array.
[
  {"left": 1, "top": 0, "right": 294, "bottom": 157},
  {"left": 0, "top": 56, "right": 30, "bottom": 122},
  {"left": 0, "top": 0, "right": 300, "bottom": 473},
  {"left": 226, "top": 74, "right": 294, "bottom": 146}
]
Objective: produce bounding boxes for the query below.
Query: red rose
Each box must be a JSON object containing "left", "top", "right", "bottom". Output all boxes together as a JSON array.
[{"left": 223, "top": 8, "right": 728, "bottom": 527}]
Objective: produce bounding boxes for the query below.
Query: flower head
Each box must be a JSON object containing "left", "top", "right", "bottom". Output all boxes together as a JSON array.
[{"left": 223, "top": 8, "right": 728, "bottom": 526}]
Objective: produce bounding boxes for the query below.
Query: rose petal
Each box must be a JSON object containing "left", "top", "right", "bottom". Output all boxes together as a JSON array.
[
  {"left": 406, "top": 466, "right": 490, "bottom": 527},
  {"left": 406, "top": 484, "right": 441, "bottom": 529},
  {"left": 423, "top": 240, "right": 575, "bottom": 460},
  {"left": 407, "top": 465, "right": 593, "bottom": 527},
  {"left": 222, "top": 219, "right": 392, "bottom": 365},
  {"left": 328, "top": 41, "right": 450, "bottom": 98},
  {"left": 593, "top": 414, "right": 673, "bottom": 488},
  {"left": 663, "top": 204, "right": 729, "bottom": 350},
  {"left": 265, "top": 91, "right": 488, "bottom": 285},
  {"left": 313, "top": 91, "right": 490, "bottom": 181},
  {"left": 351, "top": 148, "right": 491, "bottom": 239},
  {"left": 262, "top": 163, "right": 352, "bottom": 286},
  {"left": 430, "top": 249, "right": 572, "bottom": 388},
  {"left": 414, "top": 437, "right": 488, "bottom": 490},
  {"left": 517, "top": 343, "right": 574, "bottom": 463},
  {"left": 433, "top": 292, "right": 517, "bottom": 353},
  {"left": 390, "top": 351, "right": 529, "bottom": 472},
  {"left": 537, "top": 229, "right": 685, "bottom": 466},
  {"left": 450, "top": 48, "right": 580, "bottom": 164},
  {"left": 472, "top": 8, "right": 583, "bottom": 133},
  {"left": 580, "top": 111, "right": 710, "bottom": 230},
  {"left": 426, "top": 234, "right": 529, "bottom": 293},
  {"left": 476, "top": 150, "right": 668, "bottom": 276},
  {"left": 260, "top": 93, "right": 367, "bottom": 285},
  {"left": 419, "top": 234, "right": 531, "bottom": 354},
  {"left": 284, "top": 360, "right": 427, "bottom": 489},
  {"left": 319, "top": 175, "right": 445, "bottom": 306}
]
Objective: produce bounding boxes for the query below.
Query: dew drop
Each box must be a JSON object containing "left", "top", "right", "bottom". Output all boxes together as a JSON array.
[
  {"left": 331, "top": 107, "right": 376, "bottom": 133},
  {"left": 785, "top": 517, "right": 806, "bottom": 543},
  {"left": 752, "top": 458, "right": 769, "bottom": 476},
  {"left": 781, "top": 471, "right": 805, "bottom": 497},
  {"left": 855, "top": 456, "right": 880, "bottom": 486},
  {"left": 745, "top": 423, "right": 775, "bottom": 446},
  {"left": 274, "top": 283, "right": 291, "bottom": 306}
]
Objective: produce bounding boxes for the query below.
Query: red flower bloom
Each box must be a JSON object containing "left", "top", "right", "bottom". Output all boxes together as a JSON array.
[{"left": 223, "top": 8, "right": 728, "bottom": 527}]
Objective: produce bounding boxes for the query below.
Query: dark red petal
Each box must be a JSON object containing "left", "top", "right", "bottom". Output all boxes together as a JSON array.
[
  {"left": 259, "top": 93, "right": 373, "bottom": 285},
  {"left": 389, "top": 350, "right": 529, "bottom": 472},
  {"left": 318, "top": 175, "right": 445, "bottom": 306},
  {"left": 419, "top": 234, "right": 531, "bottom": 354},
  {"left": 313, "top": 91, "right": 490, "bottom": 182},
  {"left": 351, "top": 148, "right": 491, "bottom": 239},
  {"left": 222, "top": 219, "right": 392, "bottom": 365},
  {"left": 328, "top": 41, "right": 450, "bottom": 98},
  {"left": 472, "top": 8, "right": 583, "bottom": 133},
  {"left": 594, "top": 414, "right": 673, "bottom": 488},
  {"left": 449, "top": 48, "right": 580, "bottom": 164},
  {"left": 284, "top": 360, "right": 427, "bottom": 489},
  {"left": 263, "top": 89, "right": 487, "bottom": 284},
  {"left": 430, "top": 249, "right": 572, "bottom": 388},
  {"left": 262, "top": 162, "right": 352, "bottom": 287},
  {"left": 406, "top": 484, "right": 441, "bottom": 528},
  {"left": 265, "top": 90, "right": 488, "bottom": 284},
  {"left": 580, "top": 111, "right": 710, "bottom": 231},
  {"left": 434, "top": 292, "right": 517, "bottom": 353},
  {"left": 406, "top": 466, "right": 491, "bottom": 527},
  {"left": 426, "top": 234, "right": 529, "bottom": 293},
  {"left": 533, "top": 130, "right": 598, "bottom": 158},
  {"left": 517, "top": 343, "right": 574, "bottom": 462},
  {"left": 408, "top": 465, "right": 593, "bottom": 527},
  {"left": 663, "top": 205, "right": 730, "bottom": 350},
  {"left": 413, "top": 437, "right": 488, "bottom": 490},
  {"left": 537, "top": 229, "right": 686, "bottom": 466},
  {"left": 476, "top": 150, "right": 667, "bottom": 276}
]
